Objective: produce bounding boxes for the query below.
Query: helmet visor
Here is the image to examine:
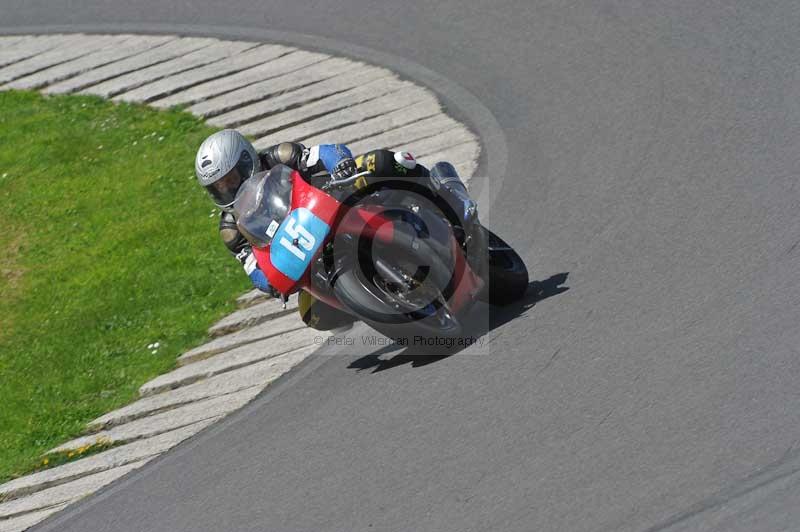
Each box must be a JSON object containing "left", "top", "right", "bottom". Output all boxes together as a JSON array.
[
  {"left": 205, "top": 167, "right": 244, "bottom": 208},
  {"left": 204, "top": 150, "right": 255, "bottom": 208}
]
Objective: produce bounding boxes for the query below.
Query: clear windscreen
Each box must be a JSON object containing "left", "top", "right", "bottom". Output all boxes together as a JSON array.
[{"left": 233, "top": 165, "right": 294, "bottom": 248}]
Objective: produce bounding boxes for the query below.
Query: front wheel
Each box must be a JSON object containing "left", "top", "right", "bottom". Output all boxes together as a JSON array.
[
  {"left": 330, "top": 219, "right": 464, "bottom": 340},
  {"left": 478, "top": 228, "right": 529, "bottom": 306},
  {"left": 332, "top": 258, "right": 464, "bottom": 341}
]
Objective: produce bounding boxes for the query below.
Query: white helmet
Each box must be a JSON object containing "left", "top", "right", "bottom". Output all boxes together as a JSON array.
[{"left": 195, "top": 130, "right": 261, "bottom": 211}]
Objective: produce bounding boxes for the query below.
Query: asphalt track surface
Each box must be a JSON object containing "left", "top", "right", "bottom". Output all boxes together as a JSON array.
[{"left": 4, "top": 2, "right": 800, "bottom": 531}]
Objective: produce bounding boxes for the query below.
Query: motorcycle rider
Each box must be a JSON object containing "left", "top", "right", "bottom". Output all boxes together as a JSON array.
[{"left": 195, "top": 129, "right": 476, "bottom": 330}]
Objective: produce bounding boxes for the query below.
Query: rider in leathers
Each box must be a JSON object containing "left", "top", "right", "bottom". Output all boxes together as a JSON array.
[{"left": 195, "top": 129, "right": 475, "bottom": 330}]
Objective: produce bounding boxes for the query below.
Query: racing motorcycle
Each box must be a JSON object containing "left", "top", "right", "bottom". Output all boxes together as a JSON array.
[{"left": 233, "top": 162, "right": 528, "bottom": 340}]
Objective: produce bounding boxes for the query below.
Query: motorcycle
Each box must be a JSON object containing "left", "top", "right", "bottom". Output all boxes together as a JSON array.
[{"left": 233, "top": 162, "right": 528, "bottom": 341}]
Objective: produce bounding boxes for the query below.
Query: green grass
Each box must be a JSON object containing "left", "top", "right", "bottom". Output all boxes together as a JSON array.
[{"left": 0, "top": 90, "right": 249, "bottom": 482}]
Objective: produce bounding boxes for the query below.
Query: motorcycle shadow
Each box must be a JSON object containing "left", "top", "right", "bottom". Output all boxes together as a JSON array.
[{"left": 348, "top": 272, "right": 570, "bottom": 373}]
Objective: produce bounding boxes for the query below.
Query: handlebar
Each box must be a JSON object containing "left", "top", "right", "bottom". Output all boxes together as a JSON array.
[{"left": 322, "top": 170, "right": 371, "bottom": 191}]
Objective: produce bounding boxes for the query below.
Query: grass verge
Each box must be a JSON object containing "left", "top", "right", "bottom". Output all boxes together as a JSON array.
[{"left": 0, "top": 90, "right": 247, "bottom": 482}]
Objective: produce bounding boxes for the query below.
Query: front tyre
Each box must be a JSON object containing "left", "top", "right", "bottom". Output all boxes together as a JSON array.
[
  {"left": 330, "top": 218, "right": 464, "bottom": 340},
  {"left": 332, "top": 258, "right": 464, "bottom": 341}
]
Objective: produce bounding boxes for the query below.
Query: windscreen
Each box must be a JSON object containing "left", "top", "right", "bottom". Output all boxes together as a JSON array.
[{"left": 233, "top": 165, "right": 294, "bottom": 248}]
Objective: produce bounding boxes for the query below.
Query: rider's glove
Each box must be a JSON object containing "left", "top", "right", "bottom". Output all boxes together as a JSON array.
[
  {"left": 311, "top": 144, "right": 356, "bottom": 180},
  {"left": 332, "top": 157, "right": 357, "bottom": 181},
  {"left": 249, "top": 268, "right": 273, "bottom": 293}
]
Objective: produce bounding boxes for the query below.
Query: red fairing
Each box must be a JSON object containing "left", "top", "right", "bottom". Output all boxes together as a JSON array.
[
  {"left": 334, "top": 204, "right": 395, "bottom": 244},
  {"left": 252, "top": 171, "right": 343, "bottom": 295},
  {"left": 290, "top": 172, "right": 342, "bottom": 226},
  {"left": 251, "top": 169, "right": 481, "bottom": 315}
]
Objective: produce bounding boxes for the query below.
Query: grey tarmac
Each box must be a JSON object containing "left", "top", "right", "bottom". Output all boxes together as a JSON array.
[{"left": 4, "top": 2, "right": 800, "bottom": 529}]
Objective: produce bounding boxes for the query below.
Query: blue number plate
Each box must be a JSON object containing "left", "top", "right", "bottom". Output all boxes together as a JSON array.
[{"left": 270, "top": 208, "right": 330, "bottom": 281}]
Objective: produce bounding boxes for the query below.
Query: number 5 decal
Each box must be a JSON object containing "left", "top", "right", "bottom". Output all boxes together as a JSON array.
[
  {"left": 270, "top": 208, "right": 330, "bottom": 281},
  {"left": 278, "top": 218, "right": 316, "bottom": 261}
]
